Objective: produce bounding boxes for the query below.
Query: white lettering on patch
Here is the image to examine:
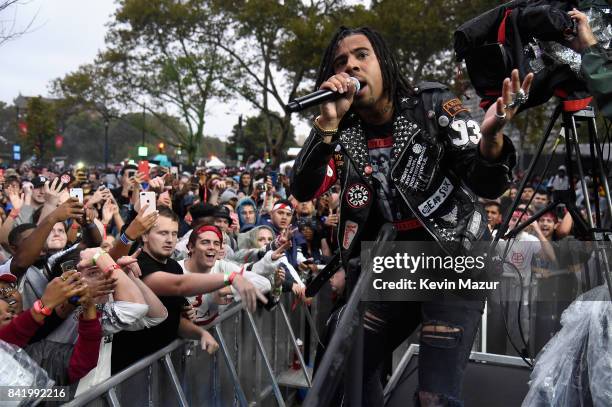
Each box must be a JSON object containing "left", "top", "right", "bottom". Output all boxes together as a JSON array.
[
  {"left": 342, "top": 221, "right": 359, "bottom": 250},
  {"left": 417, "top": 177, "right": 454, "bottom": 217}
]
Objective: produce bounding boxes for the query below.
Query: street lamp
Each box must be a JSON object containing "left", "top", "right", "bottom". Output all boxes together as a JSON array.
[{"left": 104, "top": 116, "right": 109, "bottom": 168}]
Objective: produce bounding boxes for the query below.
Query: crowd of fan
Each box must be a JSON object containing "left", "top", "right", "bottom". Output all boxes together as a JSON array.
[
  {"left": 0, "top": 159, "right": 606, "bottom": 391},
  {"left": 0, "top": 161, "right": 341, "bottom": 395},
  {"left": 482, "top": 164, "right": 609, "bottom": 355}
]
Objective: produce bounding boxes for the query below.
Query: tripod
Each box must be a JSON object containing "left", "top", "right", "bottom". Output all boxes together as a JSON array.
[{"left": 492, "top": 98, "right": 612, "bottom": 299}]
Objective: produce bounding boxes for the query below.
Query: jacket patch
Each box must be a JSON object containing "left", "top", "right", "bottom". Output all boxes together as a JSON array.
[
  {"left": 418, "top": 177, "right": 454, "bottom": 217},
  {"left": 333, "top": 152, "right": 344, "bottom": 168},
  {"left": 396, "top": 140, "right": 436, "bottom": 192},
  {"left": 342, "top": 221, "right": 359, "bottom": 250},
  {"left": 440, "top": 205, "right": 458, "bottom": 226},
  {"left": 346, "top": 183, "right": 370, "bottom": 208},
  {"left": 442, "top": 98, "right": 469, "bottom": 117},
  {"left": 468, "top": 211, "right": 482, "bottom": 236}
]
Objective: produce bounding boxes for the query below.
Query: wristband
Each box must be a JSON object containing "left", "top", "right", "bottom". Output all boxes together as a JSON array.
[
  {"left": 92, "top": 250, "right": 106, "bottom": 266},
  {"left": 223, "top": 271, "right": 232, "bottom": 286},
  {"left": 103, "top": 263, "right": 121, "bottom": 274},
  {"left": 71, "top": 223, "right": 80, "bottom": 230},
  {"left": 33, "top": 299, "right": 53, "bottom": 316},
  {"left": 229, "top": 271, "right": 238, "bottom": 285},
  {"left": 9, "top": 208, "right": 20, "bottom": 219},
  {"left": 120, "top": 232, "right": 134, "bottom": 245}
]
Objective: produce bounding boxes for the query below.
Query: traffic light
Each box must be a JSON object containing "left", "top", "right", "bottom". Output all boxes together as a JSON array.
[{"left": 158, "top": 142, "right": 165, "bottom": 153}]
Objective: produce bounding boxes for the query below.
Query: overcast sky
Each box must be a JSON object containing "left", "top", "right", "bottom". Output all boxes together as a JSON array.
[{"left": 0, "top": 0, "right": 309, "bottom": 141}]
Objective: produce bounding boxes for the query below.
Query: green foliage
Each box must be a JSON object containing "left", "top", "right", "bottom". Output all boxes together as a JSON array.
[
  {"left": 57, "top": 0, "right": 231, "bottom": 165},
  {"left": 212, "top": 0, "right": 353, "bottom": 165},
  {"left": 200, "top": 136, "right": 227, "bottom": 162},
  {"left": 368, "top": 0, "right": 502, "bottom": 86},
  {"left": 24, "top": 97, "right": 57, "bottom": 162},
  {"left": 227, "top": 112, "right": 296, "bottom": 164}
]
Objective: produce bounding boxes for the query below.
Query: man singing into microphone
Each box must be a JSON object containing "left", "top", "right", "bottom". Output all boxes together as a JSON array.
[{"left": 292, "top": 27, "right": 532, "bottom": 406}]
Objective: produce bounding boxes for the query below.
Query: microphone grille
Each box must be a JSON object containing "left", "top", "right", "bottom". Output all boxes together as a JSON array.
[{"left": 350, "top": 77, "right": 361, "bottom": 93}]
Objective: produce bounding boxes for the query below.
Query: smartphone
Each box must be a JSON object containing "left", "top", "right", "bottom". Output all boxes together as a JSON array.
[
  {"left": 140, "top": 191, "right": 156, "bottom": 215},
  {"left": 69, "top": 188, "right": 84, "bottom": 203},
  {"left": 125, "top": 169, "right": 136, "bottom": 179},
  {"left": 171, "top": 166, "right": 178, "bottom": 178},
  {"left": 138, "top": 160, "right": 150, "bottom": 180},
  {"left": 270, "top": 171, "right": 278, "bottom": 186}
]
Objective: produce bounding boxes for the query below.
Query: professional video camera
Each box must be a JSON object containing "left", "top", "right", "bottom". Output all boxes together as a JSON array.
[{"left": 454, "top": 0, "right": 611, "bottom": 111}]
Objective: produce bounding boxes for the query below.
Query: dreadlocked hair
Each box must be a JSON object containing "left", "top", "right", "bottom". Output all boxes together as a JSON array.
[{"left": 314, "top": 26, "right": 413, "bottom": 113}]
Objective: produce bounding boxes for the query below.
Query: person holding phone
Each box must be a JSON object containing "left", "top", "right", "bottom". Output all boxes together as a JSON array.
[{"left": 111, "top": 208, "right": 266, "bottom": 373}]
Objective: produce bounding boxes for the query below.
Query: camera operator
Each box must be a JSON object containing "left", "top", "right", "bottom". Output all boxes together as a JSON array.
[{"left": 568, "top": 9, "right": 612, "bottom": 118}]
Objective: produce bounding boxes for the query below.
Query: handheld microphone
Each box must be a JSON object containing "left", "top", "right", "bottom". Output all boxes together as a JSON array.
[{"left": 285, "top": 77, "right": 361, "bottom": 113}]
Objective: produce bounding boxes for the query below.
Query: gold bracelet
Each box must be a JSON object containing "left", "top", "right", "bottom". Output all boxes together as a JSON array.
[{"left": 313, "top": 116, "right": 338, "bottom": 137}]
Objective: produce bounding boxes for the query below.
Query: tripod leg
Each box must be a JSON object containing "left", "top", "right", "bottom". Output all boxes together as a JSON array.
[
  {"left": 566, "top": 113, "right": 595, "bottom": 229},
  {"left": 588, "top": 115, "right": 612, "bottom": 222},
  {"left": 588, "top": 133, "right": 602, "bottom": 228},
  {"left": 493, "top": 104, "right": 562, "bottom": 251}
]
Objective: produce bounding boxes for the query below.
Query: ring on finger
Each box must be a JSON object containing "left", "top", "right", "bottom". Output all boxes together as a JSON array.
[
  {"left": 505, "top": 88, "right": 528, "bottom": 109},
  {"left": 61, "top": 274, "right": 68, "bottom": 282}
]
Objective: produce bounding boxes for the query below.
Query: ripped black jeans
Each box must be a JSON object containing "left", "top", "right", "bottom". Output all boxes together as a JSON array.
[{"left": 363, "top": 298, "right": 484, "bottom": 407}]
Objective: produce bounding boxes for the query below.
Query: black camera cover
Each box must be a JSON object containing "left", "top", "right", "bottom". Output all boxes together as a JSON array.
[{"left": 454, "top": 0, "right": 588, "bottom": 110}]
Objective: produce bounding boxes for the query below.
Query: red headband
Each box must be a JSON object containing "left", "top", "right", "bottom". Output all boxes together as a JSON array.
[
  {"left": 195, "top": 225, "right": 223, "bottom": 244},
  {"left": 272, "top": 203, "right": 292, "bottom": 213}
]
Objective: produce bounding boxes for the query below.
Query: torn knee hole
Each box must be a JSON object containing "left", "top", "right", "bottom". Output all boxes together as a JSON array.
[
  {"left": 364, "top": 311, "right": 386, "bottom": 332},
  {"left": 364, "top": 311, "right": 385, "bottom": 324},
  {"left": 422, "top": 324, "right": 461, "bottom": 334},
  {"left": 420, "top": 323, "right": 462, "bottom": 343}
]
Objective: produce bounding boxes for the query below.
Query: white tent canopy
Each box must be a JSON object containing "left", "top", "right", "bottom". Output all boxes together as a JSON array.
[
  {"left": 280, "top": 160, "right": 294, "bottom": 175},
  {"left": 205, "top": 156, "right": 225, "bottom": 169},
  {"left": 249, "top": 159, "right": 265, "bottom": 170}
]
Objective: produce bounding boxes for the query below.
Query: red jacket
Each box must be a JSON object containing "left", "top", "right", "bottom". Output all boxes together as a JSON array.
[{"left": 0, "top": 310, "right": 102, "bottom": 383}]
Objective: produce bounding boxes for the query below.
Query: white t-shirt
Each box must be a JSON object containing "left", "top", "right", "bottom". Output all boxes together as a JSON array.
[
  {"left": 496, "top": 231, "right": 542, "bottom": 283},
  {"left": 178, "top": 258, "right": 271, "bottom": 326}
]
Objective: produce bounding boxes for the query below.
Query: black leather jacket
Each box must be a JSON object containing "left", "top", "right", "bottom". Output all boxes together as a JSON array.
[{"left": 292, "top": 83, "right": 516, "bottom": 263}]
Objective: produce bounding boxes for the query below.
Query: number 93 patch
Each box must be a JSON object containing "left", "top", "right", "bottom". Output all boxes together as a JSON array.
[{"left": 449, "top": 119, "right": 482, "bottom": 147}]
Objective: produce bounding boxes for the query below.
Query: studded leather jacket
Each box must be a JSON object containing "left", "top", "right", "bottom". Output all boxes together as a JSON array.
[{"left": 292, "top": 82, "right": 516, "bottom": 263}]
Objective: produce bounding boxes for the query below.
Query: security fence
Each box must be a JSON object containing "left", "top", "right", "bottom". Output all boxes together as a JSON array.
[{"left": 64, "top": 296, "right": 318, "bottom": 407}]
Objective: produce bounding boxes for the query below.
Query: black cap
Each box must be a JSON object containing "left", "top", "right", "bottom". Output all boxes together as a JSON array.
[
  {"left": 189, "top": 203, "right": 217, "bottom": 220},
  {"left": 31, "top": 175, "right": 47, "bottom": 188},
  {"left": 214, "top": 205, "right": 233, "bottom": 225}
]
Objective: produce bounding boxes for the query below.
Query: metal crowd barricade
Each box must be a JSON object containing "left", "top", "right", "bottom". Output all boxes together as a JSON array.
[{"left": 63, "top": 296, "right": 317, "bottom": 407}]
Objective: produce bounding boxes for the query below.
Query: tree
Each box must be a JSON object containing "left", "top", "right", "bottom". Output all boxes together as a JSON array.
[
  {"left": 0, "top": 0, "right": 35, "bottom": 47},
  {"left": 211, "top": 0, "right": 357, "bottom": 166},
  {"left": 369, "top": 0, "right": 502, "bottom": 86},
  {"left": 96, "top": 0, "right": 230, "bottom": 164},
  {"left": 227, "top": 112, "right": 297, "bottom": 165},
  {"left": 24, "top": 97, "right": 57, "bottom": 163}
]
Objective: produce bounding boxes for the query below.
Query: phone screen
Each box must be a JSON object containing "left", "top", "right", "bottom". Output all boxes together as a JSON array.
[
  {"left": 140, "top": 191, "right": 156, "bottom": 215},
  {"left": 69, "top": 188, "right": 84, "bottom": 203},
  {"left": 138, "top": 160, "right": 150, "bottom": 180}
]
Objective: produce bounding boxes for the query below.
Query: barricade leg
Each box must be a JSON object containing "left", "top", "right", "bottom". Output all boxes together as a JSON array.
[
  {"left": 162, "top": 353, "right": 190, "bottom": 407},
  {"left": 246, "top": 310, "right": 286, "bottom": 407},
  {"left": 214, "top": 324, "right": 249, "bottom": 407},
  {"left": 105, "top": 388, "right": 120, "bottom": 407},
  {"left": 278, "top": 303, "right": 312, "bottom": 387}
]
